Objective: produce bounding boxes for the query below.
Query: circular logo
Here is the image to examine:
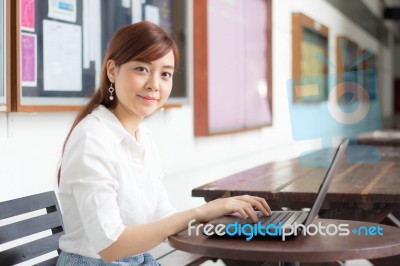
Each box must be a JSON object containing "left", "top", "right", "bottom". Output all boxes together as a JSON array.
[{"left": 327, "top": 82, "right": 370, "bottom": 124}]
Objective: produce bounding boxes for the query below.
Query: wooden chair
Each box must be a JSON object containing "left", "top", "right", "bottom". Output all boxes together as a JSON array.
[
  {"left": 0, "top": 191, "right": 64, "bottom": 265},
  {"left": 0, "top": 191, "right": 213, "bottom": 266}
]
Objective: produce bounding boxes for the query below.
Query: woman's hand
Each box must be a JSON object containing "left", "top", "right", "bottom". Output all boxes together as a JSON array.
[{"left": 194, "top": 195, "right": 272, "bottom": 223}]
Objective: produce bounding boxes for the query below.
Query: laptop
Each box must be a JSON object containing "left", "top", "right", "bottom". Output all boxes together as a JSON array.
[{"left": 204, "top": 139, "right": 349, "bottom": 240}]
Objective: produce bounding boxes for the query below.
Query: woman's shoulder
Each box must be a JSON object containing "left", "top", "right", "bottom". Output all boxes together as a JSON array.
[
  {"left": 73, "top": 114, "right": 106, "bottom": 138},
  {"left": 67, "top": 106, "right": 114, "bottom": 147}
]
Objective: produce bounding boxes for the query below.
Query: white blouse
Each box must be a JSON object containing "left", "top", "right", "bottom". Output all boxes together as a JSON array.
[{"left": 58, "top": 105, "right": 176, "bottom": 258}]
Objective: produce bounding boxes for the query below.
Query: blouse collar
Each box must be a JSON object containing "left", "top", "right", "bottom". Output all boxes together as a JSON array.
[{"left": 91, "top": 105, "right": 151, "bottom": 144}]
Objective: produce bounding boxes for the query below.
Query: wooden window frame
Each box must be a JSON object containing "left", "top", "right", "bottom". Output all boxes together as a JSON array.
[
  {"left": 193, "top": 0, "right": 273, "bottom": 136},
  {"left": 336, "top": 36, "right": 359, "bottom": 75},
  {"left": 292, "top": 12, "right": 329, "bottom": 103},
  {"left": 14, "top": 0, "right": 84, "bottom": 112},
  {"left": 336, "top": 35, "right": 360, "bottom": 100},
  {"left": 11, "top": 0, "right": 187, "bottom": 112}
]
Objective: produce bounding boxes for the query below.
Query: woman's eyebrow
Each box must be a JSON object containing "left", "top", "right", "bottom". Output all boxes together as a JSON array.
[
  {"left": 133, "top": 60, "right": 150, "bottom": 64},
  {"left": 133, "top": 60, "right": 174, "bottom": 69}
]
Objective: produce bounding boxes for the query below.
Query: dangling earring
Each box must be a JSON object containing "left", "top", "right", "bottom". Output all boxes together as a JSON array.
[{"left": 108, "top": 83, "right": 115, "bottom": 100}]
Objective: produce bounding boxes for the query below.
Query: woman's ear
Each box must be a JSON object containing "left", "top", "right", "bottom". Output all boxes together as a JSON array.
[{"left": 106, "top": 60, "right": 117, "bottom": 82}]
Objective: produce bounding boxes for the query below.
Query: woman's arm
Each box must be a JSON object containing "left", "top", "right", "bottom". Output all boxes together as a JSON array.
[{"left": 99, "top": 195, "right": 271, "bottom": 262}]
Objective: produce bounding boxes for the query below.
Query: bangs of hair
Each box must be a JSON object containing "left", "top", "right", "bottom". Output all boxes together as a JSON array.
[
  {"left": 133, "top": 41, "right": 179, "bottom": 69},
  {"left": 109, "top": 22, "right": 179, "bottom": 69}
]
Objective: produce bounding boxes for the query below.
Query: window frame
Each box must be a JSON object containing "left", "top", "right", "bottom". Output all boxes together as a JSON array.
[
  {"left": 13, "top": 0, "right": 188, "bottom": 112},
  {"left": 291, "top": 12, "right": 329, "bottom": 103},
  {"left": 193, "top": 0, "right": 273, "bottom": 136}
]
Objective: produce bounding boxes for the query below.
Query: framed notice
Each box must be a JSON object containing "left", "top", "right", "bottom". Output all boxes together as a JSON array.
[
  {"left": 16, "top": 0, "right": 91, "bottom": 111},
  {"left": 292, "top": 12, "right": 329, "bottom": 103}
]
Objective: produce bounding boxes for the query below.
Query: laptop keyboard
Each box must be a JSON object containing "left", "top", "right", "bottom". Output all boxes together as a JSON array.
[{"left": 254, "top": 211, "right": 302, "bottom": 226}]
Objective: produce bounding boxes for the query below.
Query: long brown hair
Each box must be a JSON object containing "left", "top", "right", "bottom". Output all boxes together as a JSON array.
[{"left": 58, "top": 21, "right": 179, "bottom": 184}]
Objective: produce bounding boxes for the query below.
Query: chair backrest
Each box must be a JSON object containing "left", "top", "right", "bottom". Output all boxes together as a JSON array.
[{"left": 0, "top": 191, "right": 64, "bottom": 266}]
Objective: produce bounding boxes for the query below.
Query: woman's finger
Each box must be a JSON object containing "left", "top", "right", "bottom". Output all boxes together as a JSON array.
[
  {"left": 237, "top": 208, "right": 248, "bottom": 220},
  {"left": 251, "top": 196, "right": 272, "bottom": 215},
  {"left": 249, "top": 197, "right": 270, "bottom": 216},
  {"left": 236, "top": 195, "right": 271, "bottom": 217},
  {"left": 242, "top": 202, "right": 258, "bottom": 223}
]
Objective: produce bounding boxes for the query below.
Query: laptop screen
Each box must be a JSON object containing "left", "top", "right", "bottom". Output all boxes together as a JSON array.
[{"left": 304, "top": 139, "right": 349, "bottom": 226}]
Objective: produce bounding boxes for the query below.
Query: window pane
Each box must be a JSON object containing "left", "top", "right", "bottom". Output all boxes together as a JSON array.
[{"left": 207, "top": 0, "right": 272, "bottom": 133}]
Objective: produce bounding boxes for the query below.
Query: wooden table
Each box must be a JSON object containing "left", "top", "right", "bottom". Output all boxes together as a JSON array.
[
  {"left": 357, "top": 130, "right": 400, "bottom": 146},
  {"left": 192, "top": 146, "right": 400, "bottom": 223},
  {"left": 169, "top": 219, "right": 400, "bottom": 266}
]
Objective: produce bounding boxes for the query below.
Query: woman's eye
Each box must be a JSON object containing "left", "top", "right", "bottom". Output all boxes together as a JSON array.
[
  {"left": 135, "top": 67, "right": 148, "bottom": 73},
  {"left": 162, "top": 72, "right": 173, "bottom": 79}
]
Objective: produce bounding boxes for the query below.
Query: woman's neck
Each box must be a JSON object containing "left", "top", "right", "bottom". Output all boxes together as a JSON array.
[{"left": 110, "top": 105, "right": 143, "bottom": 141}]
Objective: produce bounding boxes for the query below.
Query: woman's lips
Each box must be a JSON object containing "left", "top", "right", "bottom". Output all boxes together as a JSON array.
[{"left": 138, "top": 95, "right": 158, "bottom": 102}]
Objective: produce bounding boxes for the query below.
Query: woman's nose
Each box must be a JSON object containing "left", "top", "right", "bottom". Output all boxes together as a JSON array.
[{"left": 145, "top": 75, "right": 160, "bottom": 91}]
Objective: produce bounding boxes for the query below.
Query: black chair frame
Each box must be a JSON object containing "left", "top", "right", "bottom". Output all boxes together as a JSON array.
[{"left": 0, "top": 191, "right": 64, "bottom": 266}]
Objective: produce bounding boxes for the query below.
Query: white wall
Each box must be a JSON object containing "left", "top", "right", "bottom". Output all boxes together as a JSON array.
[{"left": 0, "top": 0, "right": 395, "bottom": 213}]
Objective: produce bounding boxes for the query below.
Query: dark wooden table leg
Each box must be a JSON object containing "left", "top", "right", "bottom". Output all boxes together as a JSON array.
[{"left": 369, "top": 254, "right": 400, "bottom": 266}]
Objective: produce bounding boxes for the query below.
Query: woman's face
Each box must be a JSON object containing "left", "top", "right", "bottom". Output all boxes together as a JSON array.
[{"left": 107, "top": 50, "right": 175, "bottom": 120}]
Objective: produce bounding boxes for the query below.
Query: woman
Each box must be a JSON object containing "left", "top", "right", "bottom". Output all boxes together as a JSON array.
[{"left": 57, "top": 21, "right": 271, "bottom": 265}]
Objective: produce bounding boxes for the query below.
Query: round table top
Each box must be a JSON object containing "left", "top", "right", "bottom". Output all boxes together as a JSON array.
[{"left": 168, "top": 219, "right": 400, "bottom": 263}]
